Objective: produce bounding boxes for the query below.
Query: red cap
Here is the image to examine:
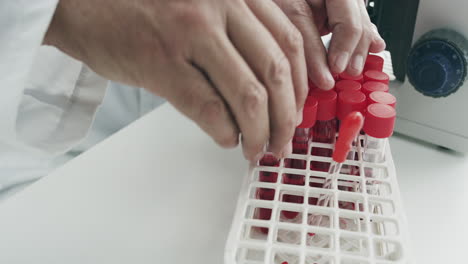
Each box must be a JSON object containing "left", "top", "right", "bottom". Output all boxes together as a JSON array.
[
  {"left": 298, "top": 97, "right": 318, "bottom": 128},
  {"left": 362, "top": 81, "right": 389, "bottom": 95},
  {"left": 337, "top": 91, "right": 367, "bottom": 120},
  {"left": 333, "top": 112, "right": 364, "bottom": 163},
  {"left": 368, "top": 91, "right": 396, "bottom": 108},
  {"left": 364, "top": 55, "right": 384, "bottom": 72},
  {"left": 335, "top": 80, "right": 361, "bottom": 93},
  {"left": 364, "top": 70, "right": 390, "bottom": 84},
  {"left": 363, "top": 103, "right": 396, "bottom": 138},
  {"left": 311, "top": 90, "right": 337, "bottom": 121},
  {"left": 339, "top": 72, "right": 364, "bottom": 83}
]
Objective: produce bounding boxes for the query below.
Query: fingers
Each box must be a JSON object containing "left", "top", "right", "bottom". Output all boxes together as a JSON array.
[
  {"left": 163, "top": 64, "right": 240, "bottom": 149},
  {"left": 368, "top": 21, "right": 386, "bottom": 53},
  {"left": 326, "top": 0, "right": 363, "bottom": 74},
  {"left": 189, "top": 27, "right": 270, "bottom": 161},
  {"left": 306, "top": 0, "right": 330, "bottom": 36},
  {"left": 245, "top": 0, "right": 308, "bottom": 119},
  {"left": 225, "top": 1, "right": 299, "bottom": 155},
  {"left": 274, "top": 0, "right": 334, "bottom": 90},
  {"left": 346, "top": 1, "right": 386, "bottom": 75}
]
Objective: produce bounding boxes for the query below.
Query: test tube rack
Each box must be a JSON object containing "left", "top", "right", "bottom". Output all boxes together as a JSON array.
[{"left": 225, "top": 136, "right": 410, "bottom": 264}]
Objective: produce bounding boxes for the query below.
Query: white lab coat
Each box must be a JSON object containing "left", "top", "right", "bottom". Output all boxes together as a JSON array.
[{"left": 0, "top": 0, "right": 164, "bottom": 200}]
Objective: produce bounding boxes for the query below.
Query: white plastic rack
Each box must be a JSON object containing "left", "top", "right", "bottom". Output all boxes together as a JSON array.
[{"left": 225, "top": 135, "right": 409, "bottom": 264}]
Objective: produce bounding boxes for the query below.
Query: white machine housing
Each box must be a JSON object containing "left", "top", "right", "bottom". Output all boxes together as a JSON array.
[{"left": 389, "top": 0, "right": 468, "bottom": 152}]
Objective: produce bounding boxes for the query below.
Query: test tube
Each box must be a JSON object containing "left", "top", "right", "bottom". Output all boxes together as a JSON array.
[
  {"left": 368, "top": 91, "right": 397, "bottom": 108},
  {"left": 283, "top": 97, "right": 318, "bottom": 219},
  {"left": 256, "top": 153, "right": 280, "bottom": 234},
  {"left": 337, "top": 90, "right": 367, "bottom": 176},
  {"left": 339, "top": 71, "right": 364, "bottom": 83},
  {"left": 362, "top": 103, "right": 396, "bottom": 163},
  {"left": 364, "top": 54, "right": 384, "bottom": 72},
  {"left": 335, "top": 80, "right": 362, "bottom": 93},
  {"left": 362, "top": 103, "right": 396, "bottom": 252},
  {"left": 310, "top": 90, "right": 338, "bottom": 172},
  {"left": 363, "top": 70, "right": 390, "bottom": 84},
  {"left": 361, "top": 81, "right": 389, "bottom": 96}
]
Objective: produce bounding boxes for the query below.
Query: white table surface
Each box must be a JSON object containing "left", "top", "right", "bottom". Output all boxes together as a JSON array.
[{"left": 0, "top": 104, "right": 466, "bottom": 264}]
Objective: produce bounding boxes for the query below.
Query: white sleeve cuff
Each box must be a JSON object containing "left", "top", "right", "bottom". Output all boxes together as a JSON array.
[{"left": 16, "top": 47, "right": 108, "bottom": 155}]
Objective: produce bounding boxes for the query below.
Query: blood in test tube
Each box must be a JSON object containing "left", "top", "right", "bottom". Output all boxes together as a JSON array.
[
  {"left": 363, "top": 104, "right": 396, "bottom": 163},
  {"left": 339, "top": 71, "right": 364, "bottom": 83},
  {"left": 283, "top": 97, "right": 318, "bottom": 219},
  {"left": 335, "top": 80, "right": 362, "bottom": 93},
  {"left": 310, "top": 90, "right": 337, "bottom": 173},
  {"left": 362, "top": 81, "right": 389, "bottom": 96},
  {"left": 256, "top": 153, "right": 279, "bottom": 234},
  {"left": 364, "top": 54, "right": 384, "bottom": 72},
  {"left": 368, "top": 91, "right": 396, "bottom": 108},
  {"left": 363, "top": 70, "right": 390, "bottom": 84}
]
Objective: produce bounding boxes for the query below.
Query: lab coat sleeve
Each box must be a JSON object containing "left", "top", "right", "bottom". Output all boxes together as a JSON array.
[{"left": 0, "top": 0, "right": 107, "bottom": 156}]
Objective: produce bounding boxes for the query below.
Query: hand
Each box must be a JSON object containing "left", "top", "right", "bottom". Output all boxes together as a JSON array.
[
  {"left": 274, "top": 0, "right": 386, "bottom": 89},
  {"left": 44, "top": 0, "right": 310, "bottom": 161}
]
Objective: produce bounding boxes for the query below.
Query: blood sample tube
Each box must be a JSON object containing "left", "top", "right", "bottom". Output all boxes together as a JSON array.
[
  {"left": 256, "top": 153, "right": 279, "bottom": 234},
  {"left": 335, "top": 80, "right": 362, "bottom": 93},
  {"left": 362, "top": 104, "right": 396, "bottom": 223},
  {"left": 364, "top": 54, "right": 384, "bottom": 72},
  {"left": 362, "top": 81, "right": 389, "bottom": 96},
  {"left": 337, "top": 91, "right": 367, "bottom": 175},
  {"left": 363, "top": 70, "right": 390, "bottom": 84},
  {"left": 362, "top": 104, "right": 396, "bottom": 163},
  {"left": 368, "top": 91, "right": 396, "bottom": 108},
  {"left": 283, "top": 97, "right": 318, "bottom": 219},
  {"left": 310, "top": 90, "right": 337, "bottom": 172},
  {"left": 339, "top": 71, "right": 364, "bottom": 83}
]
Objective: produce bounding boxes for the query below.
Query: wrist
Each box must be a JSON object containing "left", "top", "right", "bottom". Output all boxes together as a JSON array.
[{"left": 43, "top": 0, "right": 87, "bottom": 62}]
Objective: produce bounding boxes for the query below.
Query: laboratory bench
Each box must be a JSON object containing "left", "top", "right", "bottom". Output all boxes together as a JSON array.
[{"left": 0, "top": 104, "right": 466, "bottom": 263}]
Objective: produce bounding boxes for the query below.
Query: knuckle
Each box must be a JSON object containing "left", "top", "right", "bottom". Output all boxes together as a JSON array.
[
  {"left": 242, "top": 83, "right": 267, "bottom": 119},
  {"left": 170, "top": 2, "right": 208, "bottom": 30},
  {"left": 283, "top": 29, "right": 303, "bottom": 56},
  {"left": 347, "top": 23, "right": 363, "bottom": 36},
  {"left": 267, "top": 55, "right": 291, "bottom": 88},
  {"left": 284, "top": 0, "right": 311, "bottom": 18}
]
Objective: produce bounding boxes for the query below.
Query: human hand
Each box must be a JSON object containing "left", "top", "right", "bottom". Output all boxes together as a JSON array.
[
  {"left": 274, "top": 0, "right": 386, "bottom": 88},
  {"left": 44, "top": 0, "right": 310, "bottom": 161}
]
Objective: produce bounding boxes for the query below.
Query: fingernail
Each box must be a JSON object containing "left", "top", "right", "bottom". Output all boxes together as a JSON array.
[
  {"left": 352, "top": 55, "right": 364, "bottom": 72},
  {"left": 334, "top": 52, "right": 349, "bottom": 73},
  {"left": 296, "top": 109, "right": 303, "bottom": 126},
  {"left": 253, "top": 152, "right": 264, "bottom": 162},
  {"left": 324, "top": 72, "right": 335, "bottom": 90}
]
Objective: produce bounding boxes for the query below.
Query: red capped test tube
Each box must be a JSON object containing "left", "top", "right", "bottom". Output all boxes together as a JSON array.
[
  {"left": 337, "top": 90, "right": 367, "bottom": 175},
  {"left": 339, "top": 71, "right": 364, "bottom": 83},
  {"left": 362, "top": 104, "right": 396, "bottom": 217},
  {"left": 362, "top": 81, "right": 389, "bottom": 96},
  {"left": 364, "top": 70, "right": 390, "bottom": 84},
  {"left": 310, "top": 90, "right": 337, "bottom": 172},
  {"left": 364, "top": 54, "right": 384, "bottom": 72},
  {"left": 283, "top": 97, "right": 318, "bottom": 219},
  {"left": 362, "top": 103, "right": 396, "bottom": 163},
  {"left": 368, "top": 91, "right": 396, "bottom": 108},
  {"left": 335, "top": 80, "right": 362, "bottom": 93}
]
